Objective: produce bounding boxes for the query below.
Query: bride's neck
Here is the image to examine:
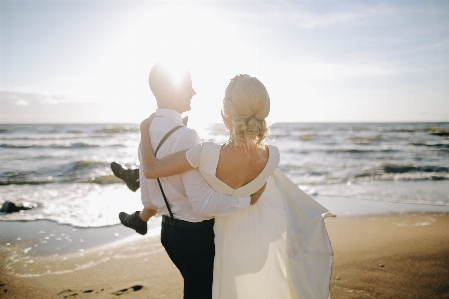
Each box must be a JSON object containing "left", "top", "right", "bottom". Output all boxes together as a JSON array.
[{"left": 223, "top": 140, "right": 259, "bottom": 156}]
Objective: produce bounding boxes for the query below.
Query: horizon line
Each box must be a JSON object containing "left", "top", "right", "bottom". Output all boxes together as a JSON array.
[{"left": 1, "top": 120, "right": 449, "bottom": 125}]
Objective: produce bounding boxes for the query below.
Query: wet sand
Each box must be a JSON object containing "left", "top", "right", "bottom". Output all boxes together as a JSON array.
[
  {"left": 1, "top": 213, "right": 448, "bottom": 298},
  {"left": 327, "top": 213, "right": 449, "bottom": 299}
]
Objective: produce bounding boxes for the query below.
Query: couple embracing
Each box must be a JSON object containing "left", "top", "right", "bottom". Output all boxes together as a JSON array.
[{"left": 116, "top": 62, "right": 334, "bottom": 299}]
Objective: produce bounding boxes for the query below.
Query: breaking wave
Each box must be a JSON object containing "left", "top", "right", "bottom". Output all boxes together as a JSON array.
[
  {"left": 354, "top": 163, "right": 449, "bottom": 181},
  {"left": 0, "top": 160, "right": 122, "bottom": 185}
]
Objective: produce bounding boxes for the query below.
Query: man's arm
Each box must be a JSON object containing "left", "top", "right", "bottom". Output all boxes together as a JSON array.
[{"left": 183, "top": 171, "right": 266, "bottom": 216}]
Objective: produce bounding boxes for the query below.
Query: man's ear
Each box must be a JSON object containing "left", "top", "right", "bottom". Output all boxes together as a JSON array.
[
  {"left": 156, "top": 84, "right": 174, "bottom": 105},
  {"left": 159, "top": 83, "right": 170, "bottom": 97}
]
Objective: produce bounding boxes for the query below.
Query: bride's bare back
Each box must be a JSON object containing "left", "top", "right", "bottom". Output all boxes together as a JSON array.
[{"left": 215, "top": 144, "right": 269, "bottom": 189}]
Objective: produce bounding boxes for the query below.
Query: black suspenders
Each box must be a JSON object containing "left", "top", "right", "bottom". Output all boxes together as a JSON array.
[{"left": 153, "top": 125, "right": 184, "bottom": 218}]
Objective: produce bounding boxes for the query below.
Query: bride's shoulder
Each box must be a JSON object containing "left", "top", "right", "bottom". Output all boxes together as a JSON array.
[
  {"left": 266, "top": 144, "right": 280, "bottom": 165},
  {"left": 201, "top": 141, "right": 221, "bottom": 145},
  {"left": 200, "top": 142, "right": 222, "bottom": 150},
  {"left": 266, "top": 144, "right": 279, "bottom": 155}
]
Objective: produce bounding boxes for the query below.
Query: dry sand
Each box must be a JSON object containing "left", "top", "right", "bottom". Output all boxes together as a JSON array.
[{"left": 1, "top": 213, "right": 448, "bottom": 298}]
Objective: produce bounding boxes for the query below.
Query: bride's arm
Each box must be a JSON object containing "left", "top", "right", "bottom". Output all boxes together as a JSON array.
[{"left": 140, "top": 115, "right": 194, "bottom": 179}]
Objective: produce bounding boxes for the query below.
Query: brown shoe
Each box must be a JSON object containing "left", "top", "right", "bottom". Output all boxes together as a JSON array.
[{"left": 111, "top": 162, "right": 140, "bottom": 192}]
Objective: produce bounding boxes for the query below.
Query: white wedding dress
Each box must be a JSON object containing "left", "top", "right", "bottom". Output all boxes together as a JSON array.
[{"left": 186, "top": 142, "right": 334, "bottom": 299}]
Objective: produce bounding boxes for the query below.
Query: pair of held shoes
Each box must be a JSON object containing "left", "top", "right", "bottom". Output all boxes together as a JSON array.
[{"left": 111, "top": 162, "right": 147, "bottom": 235}]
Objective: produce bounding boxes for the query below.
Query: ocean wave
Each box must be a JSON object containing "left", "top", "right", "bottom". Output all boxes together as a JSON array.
[
  {"left": 0, "top": 142, "right": 126, "bottom": 149},
  {"left": 81, "top": 175, "right": 123, "bottom": 184},
  {"left": 93, "top": 126, "right": 139, "bottom": 134},
  {"left": 72, "top": 160, "right": 108, "bottom": 170},
  {"left": 384, "top": 129, "right": 426, "bottom": 133},
  {"left": 297, "top": 135, "right": 315, "bottom": 141},
  {"left": 354, "top": 163, "right": 449, "bottom": 181},
  {"left": 326, "top": 148, "right": 398, "bottom": 154},
  {"left": 0, "top": 175, "right": 123, "bottom": 186},
  {"left": 355, "top": 172, "right": 449, "bottom": 181},
  {"left": 412, "top": 141, "right": 449, "bottom": 148},
  {"left": 0, "top": 143, "right": 97, "bottom": 149},
  {"left": 0, "top": 177, "right": 55, "bottom": 185},
  {"left": 381, "top": 126, "right": 449, "bottom": 135},
  {"left": 271, "top": 133, "right": 291, "bottom": 138},
  {"left": 428, "top": 127, "right": 449, "bottom": 136},
  {"left": 272, "top": 132, "right": 330, "bottom": 140},
  {"left": 284, "top": 147, "right": 398, "bottom": 155},
  {"left": 430, "top": 132, "right": 449, "bottom": 136},
  {"left": 382, "top": 164, "right": 449, "bottom": 174},
  {"left": 0, "top": 160, "right": 118, "bottom": 185},
  {"left": 0, "top": 168, "right": 68, "bottom": 185},
  {"left": 0, "top": 135, "right": 87, "bottom": 141},
  {"left": 349, "top": 135, "right": 382, "bottom": 145}
]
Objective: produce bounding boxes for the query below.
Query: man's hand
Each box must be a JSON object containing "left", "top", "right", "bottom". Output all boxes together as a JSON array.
[
  {"left": 140, "top": 208, "right": 158, "bottom": 222},
  {"left": 250, "top": 182, "right": 267, "bottom": 205},
  {"left": 140, "top": 113, "right": 156, "bottom": 131}
]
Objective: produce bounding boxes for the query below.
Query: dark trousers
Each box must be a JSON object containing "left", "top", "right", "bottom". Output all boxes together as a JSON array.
[{"left": 161, "top": 220, "right": 215, "bottom": 299}]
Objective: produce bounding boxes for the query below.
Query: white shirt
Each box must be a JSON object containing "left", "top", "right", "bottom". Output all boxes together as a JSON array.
[{"left": 139, "top": 109, "right": 251, "bottom": 222}]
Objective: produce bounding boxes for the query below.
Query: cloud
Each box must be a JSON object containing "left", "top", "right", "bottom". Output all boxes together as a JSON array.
[
  {"left": 0, "top": 89, "right": 72, "bottom": 105},
  {"left": 248, "top": 1, "right": 396, "bottom": 30},
  {"left": 14, "top": 100, "right": 29, "bottom": 106},
  {"left": 290, "top": 11, "right": 364, "bottom": 29}
]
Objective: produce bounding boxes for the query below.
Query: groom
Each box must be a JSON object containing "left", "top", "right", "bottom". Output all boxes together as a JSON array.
[{"left": 123, "top": 62, "right": 262, "bottom": 299}]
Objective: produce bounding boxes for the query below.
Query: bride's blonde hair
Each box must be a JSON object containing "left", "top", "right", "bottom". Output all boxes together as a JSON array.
[{"left": 222, "top": 74, "right": 270, "bottom": 156}]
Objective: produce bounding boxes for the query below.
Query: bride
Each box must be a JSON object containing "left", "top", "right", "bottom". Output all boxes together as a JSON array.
[{"left": 140, "top": 74, "right": 334, "bottom": 298}]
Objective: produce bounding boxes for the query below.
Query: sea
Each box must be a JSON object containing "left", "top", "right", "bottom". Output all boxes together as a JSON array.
[{"left": 1, "top": 122, "right": 449, "bottom": 228}]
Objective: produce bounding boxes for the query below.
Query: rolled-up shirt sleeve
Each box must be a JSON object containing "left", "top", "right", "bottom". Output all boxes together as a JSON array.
[
  {"left": 139, "top": 159, "right": 159, "bottom": 210},
  {"left": 185, "top": 143, "right": 203, "bottom": 168}
]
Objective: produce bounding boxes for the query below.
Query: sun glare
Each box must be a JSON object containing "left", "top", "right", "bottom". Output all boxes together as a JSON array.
[
  {"left": 76, "top": 3, "right": 260, "bottom": 123},
  {"left": 122, "top": 3, "right": 254, "bottom": 124}
]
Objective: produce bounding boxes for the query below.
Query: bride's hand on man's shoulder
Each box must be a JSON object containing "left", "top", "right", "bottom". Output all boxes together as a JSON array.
[{"left": 140, "top": 113, "right": 156, "bottom": 131}]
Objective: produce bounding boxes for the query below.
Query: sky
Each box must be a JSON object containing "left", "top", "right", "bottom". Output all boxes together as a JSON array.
[{"left": 1, "top": 0, "right": 448, "bottom": 125}]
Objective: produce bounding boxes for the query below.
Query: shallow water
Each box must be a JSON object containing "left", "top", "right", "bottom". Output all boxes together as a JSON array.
[{"left": 1, "top": 122, "right": 448, "bottom": 227}]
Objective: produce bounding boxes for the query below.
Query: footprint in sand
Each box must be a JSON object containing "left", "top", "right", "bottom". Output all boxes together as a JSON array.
[
  {"left": 58, "top": 288, "right": 100, "bottom": 298},
  {"left": 1, "top": 282, "right": 7, "bottom": 295},
  {"left": 58, "top": 289, "right": 79, "bottom": 298},
  {"left": 112, "top": 285, "right": 143, "bottom": 296}
]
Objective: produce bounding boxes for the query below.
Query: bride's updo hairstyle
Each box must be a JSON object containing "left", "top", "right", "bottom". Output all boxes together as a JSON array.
[{"left": 222, "top": 74, "right": 270, "bottom": 156}]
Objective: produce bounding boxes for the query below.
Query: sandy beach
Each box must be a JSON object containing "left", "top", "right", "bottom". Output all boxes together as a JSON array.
[
  {"left": 1, "top": 212, "right": 449, "bottom": 299},
  {"left": 327, "top": 213, "right": 449, "bottom": 299}
]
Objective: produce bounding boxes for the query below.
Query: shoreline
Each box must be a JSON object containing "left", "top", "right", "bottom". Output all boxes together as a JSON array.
[
  {"left": 0, "top": 217, "right": 162, "bottom": 256},
  {"left": 2, "top": 195, "right": 449, "bottom": 257},
  {"left": 1, "top": 211, "right": 449, "bottom": 298},
  {"left": 314, "top": 195, "right": 449, "bottom": 218}
]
